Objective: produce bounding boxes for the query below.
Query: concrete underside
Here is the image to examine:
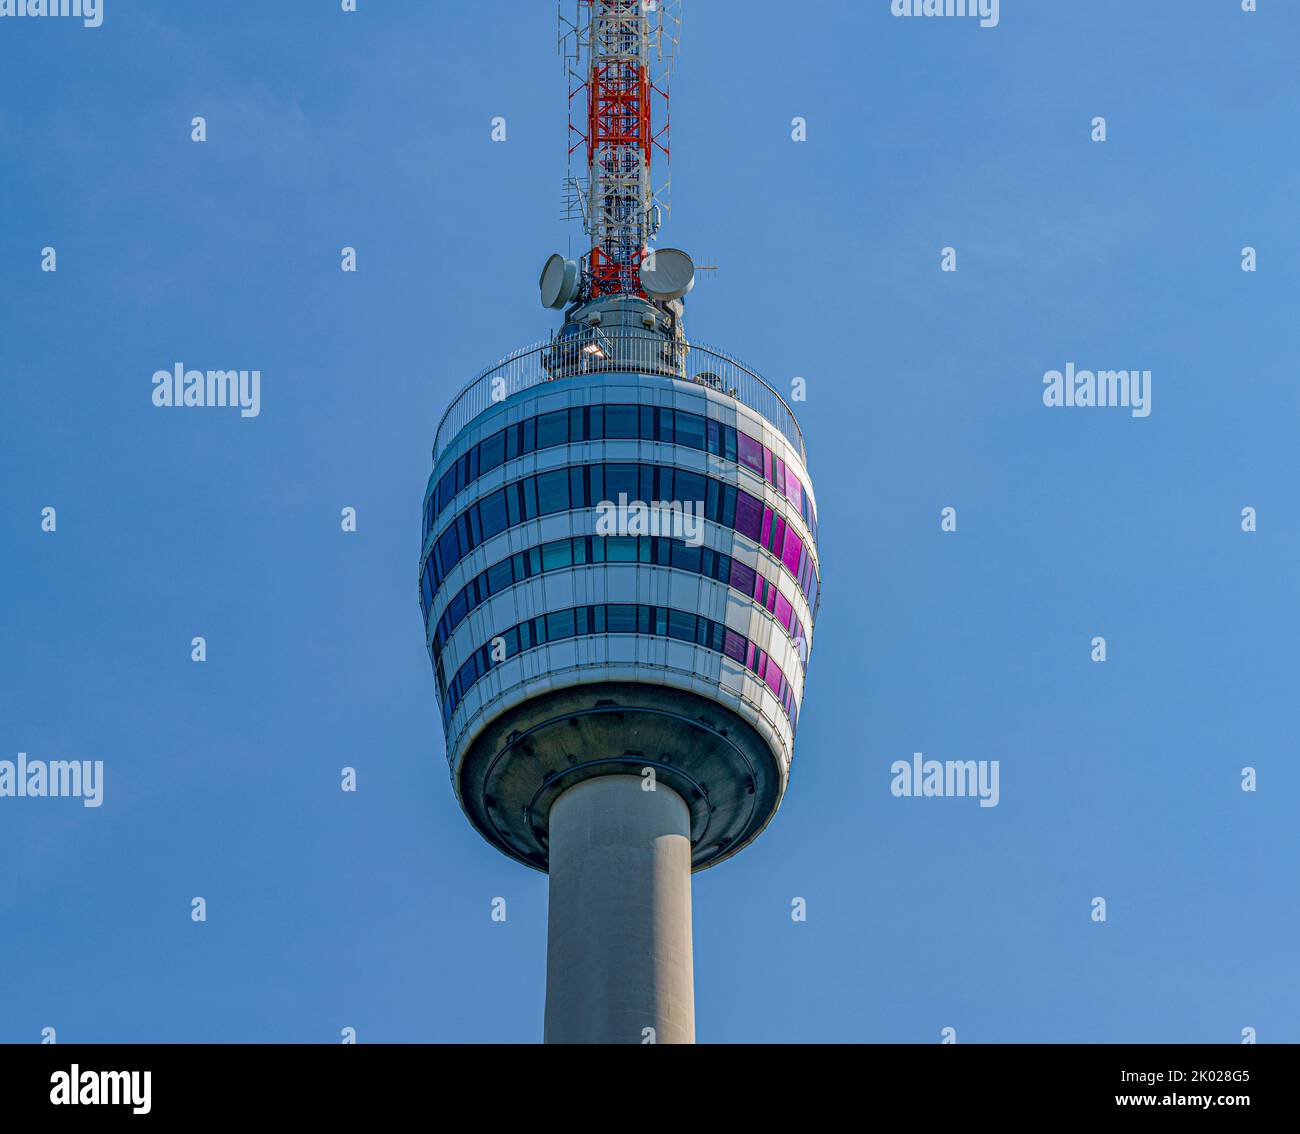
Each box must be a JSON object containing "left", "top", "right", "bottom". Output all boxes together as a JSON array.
[
  {"left": 544, "top": 775, "right": 694, "bottom": 1044},
  {"left": 454, "top": 681, "right": 785, "bottom": 872}
]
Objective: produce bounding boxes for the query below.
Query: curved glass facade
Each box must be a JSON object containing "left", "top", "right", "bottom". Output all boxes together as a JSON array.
[
  {"left": 421, "top": 461, "right": 820, "bottom": 618},
  {"left": 423, "top": 402, "right": 817, "bottom": 543},
  {"left": 424, "top": 533, "right": 811, "bottom": 671},
  {"left": 436, "top": 602, "right": 801, "bottom": 733}
]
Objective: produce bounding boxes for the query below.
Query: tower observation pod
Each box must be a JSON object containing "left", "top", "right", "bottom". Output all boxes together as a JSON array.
[{"left": 419, "top": 0, "right": 820, "bottom": 1044}]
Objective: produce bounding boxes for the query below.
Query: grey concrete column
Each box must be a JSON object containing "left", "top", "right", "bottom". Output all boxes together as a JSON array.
[{"left": 544, "top": 774, "right": 695, "bottom": 1044}]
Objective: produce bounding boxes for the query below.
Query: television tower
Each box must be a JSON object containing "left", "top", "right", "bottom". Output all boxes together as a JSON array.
[{"left": 419, "top": 0, "right": 819, "bottom": 1043}]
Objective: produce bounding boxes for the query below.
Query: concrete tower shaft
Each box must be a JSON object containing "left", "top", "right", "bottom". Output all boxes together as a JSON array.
[{"left": 545, "top": 776, "right": 694, "bottom": 1044}]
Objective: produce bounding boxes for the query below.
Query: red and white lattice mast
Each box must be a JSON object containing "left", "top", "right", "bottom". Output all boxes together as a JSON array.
[{"left": 542, "top": 1, "right": 689, "bottom": 318}]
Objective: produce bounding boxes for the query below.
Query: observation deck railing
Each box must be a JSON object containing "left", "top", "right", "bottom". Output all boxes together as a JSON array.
[{"left": 432, "top": 333, "right": 807, "bottom": 468}]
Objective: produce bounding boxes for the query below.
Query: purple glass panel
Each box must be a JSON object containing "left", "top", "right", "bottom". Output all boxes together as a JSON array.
[
  {"left": 774, "top": 591, "right": 794, "bottom": 632},
  {"left": 759, "top": 506, "right": 772, "bottom": 549},
  {"left": 734, "top": 491, "right": 763, "bottom": 540},
  {"left": 786, "top": 471, "right": 803, "bottom": 516},
  {"left": 781, "top": 528, "right": 803, "bottom": 576},
  {"left": 723, "top": 629, "right": 746, "bottom": 662},
  {"left": 737, "top": 433, "right": 763, "bottom": 474},
  {"left": 764, "top": 654, "right": 782, "bottom": 694},
  {"left": 773, "top": 456, "right": 786, "bottom": 495},
  {"left": 728, "top": 558, "right": 756, "bottom": 596}
]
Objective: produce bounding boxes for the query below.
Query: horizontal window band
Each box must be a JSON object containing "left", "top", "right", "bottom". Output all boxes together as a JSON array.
[
  {"left": 420, "top": 461, "right": 821, "bottom": 620},
  {"left": 423, "top": 402, "right": 816, "bottom": 545},
  {"left": 423, "top": 532, "right": 811, "bottom": 675},
  {"left": 436, "top": 602, "right": 800, "bottom": 737}
]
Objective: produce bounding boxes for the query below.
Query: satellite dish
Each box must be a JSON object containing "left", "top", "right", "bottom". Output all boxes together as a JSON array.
[
  {"left": 540, "top": 254, "right": 580, "bottom": 309},
  {"left": 639, "top": 247, "right": 695, "bottom": 301}
]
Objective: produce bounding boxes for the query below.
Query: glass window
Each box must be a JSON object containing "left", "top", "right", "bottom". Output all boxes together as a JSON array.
[
  {"left": 670, "top": 542, "right": 702, "bottom": 573},
  {"left": 774, "top": 591, "right": 794, "bottom": 633},
  {"left": 674, "top": 411, "right": 705, "bottom": 451},
  {"left": 478, "top": 489, "right": 508, "bottom": 540},
  {"left": 437, "top": 467, "right": 457, "bottom": 515},
  {"left": 786, "top": 470, "right": 803, "bottom": 516},
  {"left": 782, "top": 528, "right": 803, "bottom": 576},
  {"left": 605, "top": 405, "right": 637, "bottom": 438},
  {"left": 537, "top": 410, "right": 568, "bottom": 449},
  {"left": 639, "top": 406, "right": 655, "bottom": 440},
  {"left": 480, "top": 431, "right": 506, "bottom": 473},
  {"left": 723, "top": 425, "right": 738, "bottom": 464},
  {"left": 604, "top": 464, "right": 637, "bottom": 502},
  {"left": 657, "top": 407, "right": 675, "bottom": 444},
  {"left": 542, "top": 540, "right": 572, "bottom": 571},
  {"left": 738, "top": 433, "right": 763, "bottom": 473},
  {"left": 437, "top": 526, "right": 460, "bottom": 574},
  {"left": 674, "top": 470, "right": 705, "bottom": 508},
  {"left": 734, "top": 492, "right": 763, "bottom": 540},
  {"left": 728, "top": 558, "right": 756, "bottom": 596},
  {"left": 667, "top": 610, "right": 696, "bottom": 641},
  {"left": 605, "top": 537, "right": 637, "bottom": 562},
  {"left": 607, "top": 604, "right": 638, "bottom": 633},
  {"left": 486, "top": 559, "right": 513, "bottom": 596},
  {"left": 535, "top": 470, "right": 572, "bottom": 514},
  {"left": 723, "top": 629, "right": 746, "bottom": 662},
  {"left": 546, "top": 609, "right": 576, "bottom": 640}
]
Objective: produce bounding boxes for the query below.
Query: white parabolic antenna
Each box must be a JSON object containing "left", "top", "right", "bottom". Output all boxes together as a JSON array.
[
  {"left": 540, "top": 254, "right": 581, "bottom": 309},
  {"left": 639, "top": 248, "right": 695, "bottom": 301}
]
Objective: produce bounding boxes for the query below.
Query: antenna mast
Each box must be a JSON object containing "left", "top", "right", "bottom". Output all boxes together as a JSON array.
[{"left": 560, "top": 0, "right": 680, "bottom": 301}]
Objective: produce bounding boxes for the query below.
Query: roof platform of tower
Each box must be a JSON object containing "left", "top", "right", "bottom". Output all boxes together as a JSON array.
[{"left": 432, "top": 335, "right": 807, "bottom": 469}]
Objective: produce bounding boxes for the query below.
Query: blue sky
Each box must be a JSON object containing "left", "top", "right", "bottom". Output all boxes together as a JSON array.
[{"left": 1, "top": 0, "right": 1297, "bottom": 1043}]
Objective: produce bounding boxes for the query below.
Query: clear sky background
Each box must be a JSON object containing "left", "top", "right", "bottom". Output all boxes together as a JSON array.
[{"left": 2, "top": 0, "right": 1297, "bottom": 1044}]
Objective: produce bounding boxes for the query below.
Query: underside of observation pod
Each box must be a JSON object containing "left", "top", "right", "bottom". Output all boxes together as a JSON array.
[{"left": 454, "top": 681, "right": 786, "bottom": 873}]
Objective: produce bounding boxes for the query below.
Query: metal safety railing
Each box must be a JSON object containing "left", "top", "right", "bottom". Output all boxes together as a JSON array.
[{"left": 432, "top": 333, "right": 807, "bottom": 468}]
